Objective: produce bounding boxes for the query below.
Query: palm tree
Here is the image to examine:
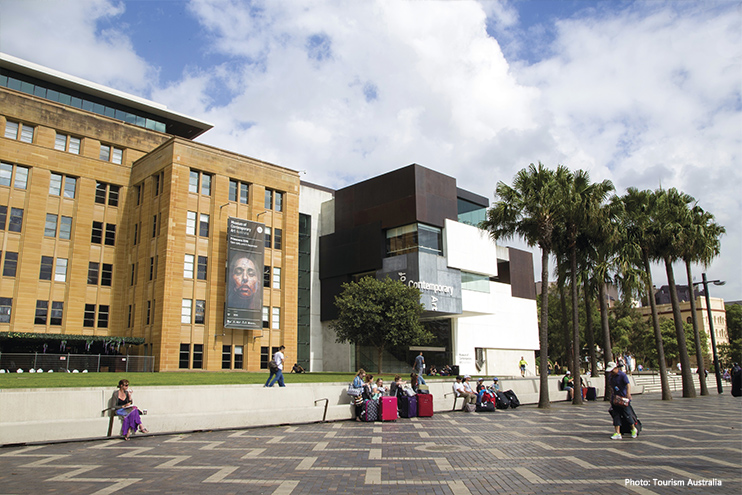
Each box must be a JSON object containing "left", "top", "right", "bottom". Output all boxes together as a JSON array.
[
  {"left": 652, "top": 188, "right": 696, "bottom": 398},
  {"left": 555, "top": 169, "right": 614, "bottom": 405},
  {"left": 679, "top": 205, "right": 725, "bottom": 395},
  {"left": 617, "top": 188, "right": 672, "bottom": 400},
  {"left": 481, "top": 162, "right": 567, "bottom": 408}
]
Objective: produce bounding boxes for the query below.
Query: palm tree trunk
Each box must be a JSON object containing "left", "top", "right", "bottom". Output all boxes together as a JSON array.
[
  {"left": 598, "top": 281, "right": 612, "bottom": 364},
  {"left": 664, "top": 257, "right": 696, "bottom": 398},
  {"left": 686, "top": 260, "right": 708, "bottom": 395},
  {"left": 377, "top": 345, "right": 384, "bottom": 374},
  {"left": 570, "top": 246, "right": 583, "bottom": 405},
  {"left": 644, "top": 252, "right": 672, "bottom": 400},
  {"left": 558, "top": 271, "right": 571, "bottom": 369},
  {"left": 583, "top": 278, "right": 597, "bottom": 376},
  {"left": 538, "top": 248, "right": 551, "bottom": 409}
]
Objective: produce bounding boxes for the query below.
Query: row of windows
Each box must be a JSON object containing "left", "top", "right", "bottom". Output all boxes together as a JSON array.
[
  {"left": 183, "top": 344, "right": 275, "bottom": 370},
  {"left": 1, "top": 74, "right": 167, "bottom": 133},
  {"left": 184, "top": 254, "right": 208, "bottom": 280},
  {"left": 5, "top": 120, "right": 123, "bottom": 164},
  {"left": 0, "top": 299, "right": 105, "bottom": 327},
  {"left": 34, "top": 300, "right": 64, "bottom": 325},
  {"left": 180, "top": 343, "right": 204, "bottom": 369},
  {"left": 84, "top": 304, "right": 109, "bottom": 328}
]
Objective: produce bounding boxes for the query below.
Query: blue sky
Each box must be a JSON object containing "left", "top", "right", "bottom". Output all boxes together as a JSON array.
[{"left": 1, "top": 0, "right": 740, "bottom": 301}]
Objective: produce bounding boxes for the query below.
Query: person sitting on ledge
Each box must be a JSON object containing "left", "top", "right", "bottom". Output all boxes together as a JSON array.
[
  {"left": 562, "top": 371, "right": 574, "bottom": 400},
  {"left": 115, "top": 379, "right": 148, "bottom": 441}
]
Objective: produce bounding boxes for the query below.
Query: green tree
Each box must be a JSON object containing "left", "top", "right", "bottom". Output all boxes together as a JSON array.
[
  {"left": 652, "top": 188, "right": 697, "bottom": 398},
  {"left": 330, "top": 276, "right": 431, "bottom": 373},
  {"left": 719, "top": 304, "right": 742, "bottom": 366},
  {"left": 482, "top": 162, "right": 566, "bottom": 408},
  {"left": 616, "top": 188, "right": 672, "bottom": 400},
  {"left": 679, "top": 205, "right": 725, "bottom": 395}
]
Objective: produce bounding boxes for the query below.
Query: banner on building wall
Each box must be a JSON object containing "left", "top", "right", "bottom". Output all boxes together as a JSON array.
[{"left": 224, "top": 218, "right": 265, "bottom": 329}]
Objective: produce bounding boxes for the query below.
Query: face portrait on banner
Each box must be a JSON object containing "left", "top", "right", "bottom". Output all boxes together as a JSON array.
[{"left": 225, "top": 218, "right": 265, "bottom": 329}]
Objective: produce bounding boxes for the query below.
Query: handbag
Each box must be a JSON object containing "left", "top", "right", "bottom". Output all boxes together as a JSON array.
[
  {"left": 611, "top": 394, "right": 630, "bottom": 407},
  {"left": 268, "top": 360, "right": 279, "bottom": 372},
  {"left": 347, "top": 384, "right": 363, "bottom": 397}
]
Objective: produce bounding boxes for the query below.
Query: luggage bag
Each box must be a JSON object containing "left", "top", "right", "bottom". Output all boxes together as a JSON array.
[
  {"left": 417, "top": 393, "right": 434, "bottom": 417},
  {"left": 586, "top": 387, "right": 597, "bottom": 401},
  {"left": 476, "top": 401, "right": 495, "bottom": 412},
  {"left": 379, "top": 396, "right": 398, "bottom": 421},
  {"left": 495, "top": 391, "right": 510, "bottom": 410},
  {"left": 503, "top": 390, "right": 520, "bottom": 408},
  {"left": 399, "top": 395, "right": 417, "bottom": 418},
  {"left": 362, "top": 399, "right": 379, "bottom": 422},
  {"left": 619, "top": 404, "right": 642, "bottom": 436}
]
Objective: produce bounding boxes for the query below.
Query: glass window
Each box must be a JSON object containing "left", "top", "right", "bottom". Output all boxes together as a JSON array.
[
  {"left": 63, "top": 176, "right": 76, "bottom": 198},
  {"left": 184, "top": 254, "right": 194, "bottom": 279},
  {"left": 39, "top": 256, "right": 53, "bottom": 280},
  {"left": 146, "top": 300, "right": 152, "bottom": 325},
  {"left": 263, "top": 306, "right": 269, "bottom": 328},
  {"left": 35, "top": 300, "right": 48, "bottom": 325},
  {"left": 222, "top": 345, "right": 232, "bottom": 370},
  {"left": 91, "top": 221, "right": 103, "bottom": 244},
  {"left": 55, "top": 133, "right": 67, "bottom": 151},
  {"left": 201, "top": 174, "right": 211, "bottom": 196},
  {"left": 99, "top": 145, "right": 111, "bottom": 161},
  {"left": 265, "top": 227, "right": 272, "bottom": 249},
  {"left": 108, "top": 185, "right": 119, "bottom": 206},
  {"left": 149, "top": 257, "right": 154, "bottom": 280},
  {"left": 152, "top": 214, "right": 158, "bottom": 237},
  {"left": 0, "top": 297, "right": 11, "bottom": 323},
  {"left": 234, "top": 345, "right": 243, "bottom": 369},
  {"left": 192, "top": 344, "right": 203, "bottom": 369},
  {"left": 240, "top": 183, "right": 249, "bottom": 204},
  {"left": 385, "top": 223, "right": 443, "bottom": 257},
  {"left": 264, "top": 266, "right": 271, "bottom": 288},
  {"left": 49, "top": 173, "right": 62, "bottom": 196},
  {"left": 84, "top": 304, "right": 95, "bottom": 327},
  {"left": 45, "top": 214, "right": 58, "bottom": 237},
  {"left": 195, "top": 300, "right": 205, "bottom": 325},
  {"left": 54, "top": 258, "right": 68, "bottom": 282},
  {"left": 181, "top": 299, "right": 192, "bottom": 324},
  {"left": 59, "top": 216, "right": 72, "bottom": 240},
  {"left": 4, "top": 121, "right": 18, "bottom": 139},
  {"left": 272, "top": 307, "right": 280, "bottom": 329},
  {"left": 20, "top": 124, "right": 34, "bottom": 143},
  {"left": 69, "top": 136, "right": 80, "bottom": 155},
  {"left": 50, "top": 301, "right": 63, "bottom": 325},
  {"left": 0, "top": 163, "right": 12, "bottom": 186},
  {"left": 111, "top": 147, "right": 122, "bottom": 164},
  {"left": 98, "top": 305, "right": 109, "bottom": 328},
  {"left": 105, "top": 223, "right": 116, "bottom": 245},
  {"left": 273, "top": 267, "right": 281, "bottom": 289},
  {"left": 189, "top": 170, "right": 199, "bottom": 193},
  {"left": 101, "top": 263, "right": 113, "bottom": 286},
  {"left": 87, "top": 262, "right": 99, "bottom": 285},
  {"left": 274, "top": 228, "right": 282, "bottom": 250},
  {"left": 154, "top": 173, "right": 161, "bottom": 196},
  {"left": 186, "top": 211, "right": 196, "bottom": 235},
  {"left": 275, "top": 191, "right": 283, "bottom": 212},
  {"left": 0, "top": 205, "right": 5, "bottom": 229},
  {"left": 199, "top": 213, "right": 209, "bottom": 237},
  {"left": 3, "top": 252, "right": 18, "bottom": 277},
  {"left": 95, "top": 182, "right": 107, "bottom": 204},
  {"left": 265, "top": 189, "right": 273, "bottom": 209},
  {"left": 14, "top": 166, "right": 28, "bottom": 189},
  {"left": 130, "top": 263, "right": 136, "bottom": 286},
  {"left": 197, "top": 256, "right": 208, "bottom": 280},
  {"left": 179, "top": 343, "right": 190, "bottom": 369},
  {"left": 229, "top": 179, "right": 238, "bottom": 202},
  {"left": 8, "top": 208, "right": 23, "bottom": 232}
]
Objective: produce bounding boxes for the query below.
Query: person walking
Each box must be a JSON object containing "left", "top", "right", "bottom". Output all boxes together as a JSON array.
[
  {"left": 606, "top": 361, "right": 637, "bottom": 439},
  {"left": 265, "top": 345, "right": 286, "bottom": 387},
  {"left": 519, "top": 356, "right": 528, "bottom": 377},
  {"left": 414, "top": 351, "right": 427, "bottom": 385}
]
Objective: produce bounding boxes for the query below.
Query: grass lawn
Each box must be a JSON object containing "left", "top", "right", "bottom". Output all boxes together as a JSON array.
[{"left": 0, "top": 371, "right": 449, "bottom": 389}]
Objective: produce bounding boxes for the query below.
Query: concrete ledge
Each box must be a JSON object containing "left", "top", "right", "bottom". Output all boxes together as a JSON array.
[{"left": 0, "top": 375, "right": 636, "bottom": 446}]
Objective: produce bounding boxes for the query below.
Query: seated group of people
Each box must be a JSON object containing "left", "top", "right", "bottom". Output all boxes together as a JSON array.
[
  {"left": 426, "top": 364, "right": 453, "bottom": 376},
  {"left": 452, "top": 375, "right": 503, "bottom": 408},
  {"left": 351, "top": 369, "right": 427, "bottom": 421}
]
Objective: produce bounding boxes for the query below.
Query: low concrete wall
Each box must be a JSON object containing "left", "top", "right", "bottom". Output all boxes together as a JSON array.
[{"left": 0, "top": 375, "right": 639, "bottom": 446}]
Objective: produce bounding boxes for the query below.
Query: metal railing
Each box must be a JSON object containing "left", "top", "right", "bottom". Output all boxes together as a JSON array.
[{"left": 0, "top": 353, "right": 154, "bottom": 373}]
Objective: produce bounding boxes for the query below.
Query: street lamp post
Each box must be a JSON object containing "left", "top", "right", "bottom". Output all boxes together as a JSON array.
[{"left": 694, "top": 273, "right": 725, "bottom": 394}]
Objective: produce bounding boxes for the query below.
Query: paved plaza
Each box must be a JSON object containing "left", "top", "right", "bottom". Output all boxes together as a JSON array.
[{"left": 1, "top": 392, "right": 740, "bottom": 495}]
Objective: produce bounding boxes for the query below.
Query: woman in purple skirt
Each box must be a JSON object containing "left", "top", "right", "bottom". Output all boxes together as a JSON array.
[{"left": 116, "top": 379, "right": 148, "bottom": 440}]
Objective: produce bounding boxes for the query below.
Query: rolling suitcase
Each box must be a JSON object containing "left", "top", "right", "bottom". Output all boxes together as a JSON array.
[
  {"left": 476, "top": 401, "right": 495, "bottom": 412},
  {"left": 379, "top": 396, "right": 398, "bottom": 421},
  {"left": 586, "top": 387, "right": 597, "bottom": 401},
  {"left": 503, "top": 390, "right": 520, "bottom": 408},
  {"left": 417, "top": 393, "right": 434, "bottom": 417},
  {"left": 362, "top": 399, "right": 379, "bottom": 422},
  {"left": 399, "top": 395, "right": 417, "bottom": 418},
  {"left": 619, "top": 404, "right": 642, "bottom": 436},
  {"left": 495, "top": 391, "right": 510, "bottom": 410}
]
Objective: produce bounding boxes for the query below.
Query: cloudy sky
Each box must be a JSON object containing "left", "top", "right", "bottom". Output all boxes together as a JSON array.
[{"left": 1, "top": 0, "right": 740, "bottom": 301}]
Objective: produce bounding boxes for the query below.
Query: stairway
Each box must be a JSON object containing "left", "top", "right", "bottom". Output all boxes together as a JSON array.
[{"left": 632, "top": 373, "right": 688, "bottom": 394}]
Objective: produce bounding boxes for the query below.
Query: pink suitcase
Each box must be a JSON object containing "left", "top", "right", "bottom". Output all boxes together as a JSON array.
[
  {"left": 379, "top": 396, "right": 398, "bottom": 421},
  {"left": 417, "top": 393, "right": 434, "bottom": 417}
]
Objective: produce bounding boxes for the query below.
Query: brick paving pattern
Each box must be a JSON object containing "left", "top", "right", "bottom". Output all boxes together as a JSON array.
[{"left": 1, "top": 392, "right": 740, "bottom": 494}]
